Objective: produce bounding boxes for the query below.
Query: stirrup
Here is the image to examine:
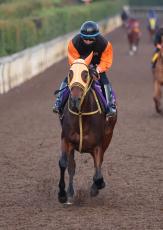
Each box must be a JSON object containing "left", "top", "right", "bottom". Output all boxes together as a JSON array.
[
  {"left": 52, "top": 106, "right": 60, "bottom": 114},
  {"left": 106, "top": 111, "right": 116, "bottom": 118},
  {"left": 106, "top": 106, "right": 117, "bottom": 118}
]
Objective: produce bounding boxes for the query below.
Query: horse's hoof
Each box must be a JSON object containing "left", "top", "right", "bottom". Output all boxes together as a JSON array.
[
  {"left": 65, "top": 197, "right": 74, "bottom": 205},
  {"left": 129, "top": 51, "right": 134, "bottom": 56},
  {"left": 94, "top": 178, "right": 106, "bottom": 190},
  {"left": 90, "top": 183, "right": 99, "bottom": 197},
  {"left": 58, "top": 191, "right": 67, "bottom": 203},
  {"left": 97, "top": 181, "right": 105, "bottom": 190},
  {"left": 153, "top": 98, "right": 162, "bottom": 113},
  {"left": 157, "top": 108, "right": 162, "bottom": 114},
  {"left": 132, "top": 45, "right": 137, "bottom": 52}
]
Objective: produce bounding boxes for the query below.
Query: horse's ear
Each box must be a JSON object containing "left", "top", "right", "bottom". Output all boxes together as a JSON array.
[
  {"left": 84, "top": 52, "right": 93, "bottom": 66},
  {"left": 68, "top": 52, "right": 76, "bottom": 65}
]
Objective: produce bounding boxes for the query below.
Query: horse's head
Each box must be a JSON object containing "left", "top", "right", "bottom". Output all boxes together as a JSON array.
[{"left": 68, "top": 52, "right": 93, "bottom": 110}]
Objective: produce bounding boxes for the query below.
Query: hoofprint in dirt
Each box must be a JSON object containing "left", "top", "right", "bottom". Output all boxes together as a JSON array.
[{"left": 0, "top": 20, "right": 162, "bottom": 230}]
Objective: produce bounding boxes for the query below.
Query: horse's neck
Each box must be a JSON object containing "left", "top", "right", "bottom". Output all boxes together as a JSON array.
[
  {"left": 158, "top": 52, "right": 163, "bottom": 64},
  {"left": 155, "top": 54, "right": 163, "bottom": 79},
  {"left": 82, "top": 89, "right": 98, "bottom": 112}
]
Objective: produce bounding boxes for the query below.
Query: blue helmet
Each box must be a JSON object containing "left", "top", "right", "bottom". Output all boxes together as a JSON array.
[
  {"left": 148, "top": 9, "right": 157, "bottom": 18},
  {"left": 80, "top": 21, "right": 100, "bottom": 40}
]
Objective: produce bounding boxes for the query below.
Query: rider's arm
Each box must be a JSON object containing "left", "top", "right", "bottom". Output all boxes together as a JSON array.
[
  {"left": 96, "top": 42, "right": 113, "bottom": 73},
  {"left": 68, "top": 40, "right": 80, "bottom": 65}
]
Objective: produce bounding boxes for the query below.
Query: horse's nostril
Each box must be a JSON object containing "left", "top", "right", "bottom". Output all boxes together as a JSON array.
[{"left": 71, "top": 86, "right": 83, "bottom": 98}]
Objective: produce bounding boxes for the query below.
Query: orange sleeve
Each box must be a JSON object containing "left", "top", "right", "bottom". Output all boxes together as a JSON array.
[
  {"left": 97, "top": 42, "right": 113, "bottom": 73},
  {"left": 68, "top": 40, "right": 80, "bottom": 65}
]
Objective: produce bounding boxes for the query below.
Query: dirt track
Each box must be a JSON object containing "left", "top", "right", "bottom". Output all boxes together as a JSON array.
[{"left": 0, "top": 22, "right": 163, "bottom": 230}]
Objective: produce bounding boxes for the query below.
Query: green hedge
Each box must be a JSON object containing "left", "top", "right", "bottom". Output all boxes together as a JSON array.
[
  {"left": 0, "top": 20, "right": 37, "bottom": 56},
  {"left": 0, "top": 0, "right": 64, "bottom": 19},
  {"left": 0, "top": 0, "right": 128, "bottom": 57}
]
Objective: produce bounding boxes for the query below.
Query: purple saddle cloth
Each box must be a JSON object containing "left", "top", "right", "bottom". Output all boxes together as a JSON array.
[
  {"left": 61, "top": 81, "right": 108, "bottom": 111},
  {"left": 92, "top": 81, "right": 107, "bottom": 111}
]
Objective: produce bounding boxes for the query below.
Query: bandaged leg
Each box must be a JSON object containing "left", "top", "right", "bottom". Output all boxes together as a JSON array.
[{"left": 53, "top": 77, "right": 69, "bottom": 113}]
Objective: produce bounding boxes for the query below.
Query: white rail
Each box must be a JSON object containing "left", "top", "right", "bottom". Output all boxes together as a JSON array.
[{"left": 130, "top": 6, "right": 163, "bottom": 17}]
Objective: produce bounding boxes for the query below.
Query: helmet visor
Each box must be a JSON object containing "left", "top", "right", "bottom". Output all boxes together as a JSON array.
[{"left": 80, "top": 31, "right": 100, "bottom": 41}]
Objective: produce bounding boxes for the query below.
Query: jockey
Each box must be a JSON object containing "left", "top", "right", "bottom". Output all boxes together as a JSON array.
[
  {"left": 151, "top": 26, "right": 163, "bottom": 69},
  {"left": 53, "top": 20, "right": 117, "bottom": 117},
  {"left": 147, "top": 9, "right": 159, "bottom": 31},
  {"left": 121, "top": 7, "right": 129, "bottom": 25},
  {"left": 127, "top": 17, "right": 140, "bottom": 34}
]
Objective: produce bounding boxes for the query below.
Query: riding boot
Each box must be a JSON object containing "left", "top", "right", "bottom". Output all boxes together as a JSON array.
[
  {"left": 99, "top": 73, "right": 117, "bottom": 117},
  {"left": 103, "top": 83, "right": 117, "bottom": 117},
  {"left": 53, "top": 78, "right": 68, "bottom": 114}
]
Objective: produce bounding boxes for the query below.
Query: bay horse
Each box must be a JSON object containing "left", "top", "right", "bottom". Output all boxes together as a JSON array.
[
  {"left": 153, "top": 44, "right": 163, "bottom": 113},
  {"left": 127, "top": 19, "right": 141, "bottom": 56},
  {"left": 128, "top": 30, "right": 140, "bottom": 55},
  {"left": 58, "top": 52, "right": 117, "bottom": 204}
]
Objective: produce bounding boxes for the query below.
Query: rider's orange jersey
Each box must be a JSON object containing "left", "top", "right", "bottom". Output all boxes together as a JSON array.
[{"left": 68, "top": 34, "right": 113, "bottom": 73}]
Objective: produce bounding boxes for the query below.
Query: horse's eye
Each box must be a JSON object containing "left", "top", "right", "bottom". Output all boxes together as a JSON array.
[
  {"left": 81, "top": 70, "right": 89, "bottom": 83},
  {"left": 69, "top": 70, "right": 73, "bottom": 83}
]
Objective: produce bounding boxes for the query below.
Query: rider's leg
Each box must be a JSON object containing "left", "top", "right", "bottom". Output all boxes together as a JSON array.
[
  {"left": 151, "top": 48, "right": 160, "bottom": 69},
  {"left": 53, "top": 77, "right": 68, "bottom": 113},
  {"left": 99, "top": 72, "right": 117, "bottom": 117}
]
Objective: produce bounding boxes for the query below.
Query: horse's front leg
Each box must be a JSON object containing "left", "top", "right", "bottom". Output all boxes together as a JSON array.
[
  {"left": 58, "top": 151, "right": 68, "bottom": 203},
  {"left": 90, "top": 147, "right": 105, "bottom": 197},
  {"left": 67, "top": 149, "right": 75, "bottom": 204},
  {"left": 153, "top": 80, "right": 162, "bottom": 113},
  {"left": 58, "top": 138, "right": 72, "bottom": 203}
]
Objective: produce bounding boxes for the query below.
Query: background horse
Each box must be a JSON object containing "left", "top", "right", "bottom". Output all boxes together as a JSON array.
[
  {"left": 128, "top": 30, "right": 140, "bottom": 55},
  {"left": 153, "top": 44, "right": 163, "bottom": 113},
  {"left": 58, "top": 53, "right": 117, "bottom": 204},
  {"left": 127, "top": 18, "right": 141, "bottom": 56}
]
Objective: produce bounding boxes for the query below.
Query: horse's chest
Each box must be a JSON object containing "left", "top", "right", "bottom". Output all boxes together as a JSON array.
[
  {"left": 155, "top": 60, "right": 163, "bottom": 82},
  {"left": 67, "top": 124, "right": 101, "bottom": 149}
]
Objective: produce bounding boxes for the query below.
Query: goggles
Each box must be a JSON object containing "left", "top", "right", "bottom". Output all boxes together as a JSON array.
[
  {"left": 82, "top": 37, "right": 96, "bottom": 41},
  {"left": 80, "top": 31, "right": 100, "bottom": 41}
]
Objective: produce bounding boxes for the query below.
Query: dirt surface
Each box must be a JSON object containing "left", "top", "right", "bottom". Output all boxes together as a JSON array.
[{"left": 0, "top": 21, "right": 163, "bottom": 230}]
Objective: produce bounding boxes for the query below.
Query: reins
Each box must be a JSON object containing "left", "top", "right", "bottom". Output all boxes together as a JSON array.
[{"left": 68, "top": 78, "right": 102, "bottom": 153}]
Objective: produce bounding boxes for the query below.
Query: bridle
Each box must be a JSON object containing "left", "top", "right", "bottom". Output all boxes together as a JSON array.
[{"left": 67, "top": 61, "right": 102, "bottom": 152}]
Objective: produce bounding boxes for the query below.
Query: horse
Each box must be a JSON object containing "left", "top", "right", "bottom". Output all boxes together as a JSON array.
[
  {"left": 153, "top": 44, "right": 163, "bottom": 114},
  {"left": 127, "top": 19, "right": 141, "bottom": 56},
  {"left": 58, "top": 52, "right": 117, "bottom": 204},
  {"left": 127, "top": 30, "right": 140, "bottom": 55}
]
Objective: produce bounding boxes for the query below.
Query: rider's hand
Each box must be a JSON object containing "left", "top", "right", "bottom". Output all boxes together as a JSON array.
[
  {"left": 89, "top": 65, "right": 100, "bottom": 80},
  {"left": 156, "top": 44, "right": 162, "bottom": 50}
]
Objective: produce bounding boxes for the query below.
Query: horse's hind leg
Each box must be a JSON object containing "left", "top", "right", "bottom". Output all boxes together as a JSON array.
[
  {"left": 58, "top": 152, "right": 68, "bottom": 203},
  {"left": 153, "top": 80, "right": 162, "bottom": 113},
  {"left": 90, "top": 147, "right": 105, "bottom": 197},
  {"left": 129, "top": 45, "right": 134, "bottom": 56}
]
